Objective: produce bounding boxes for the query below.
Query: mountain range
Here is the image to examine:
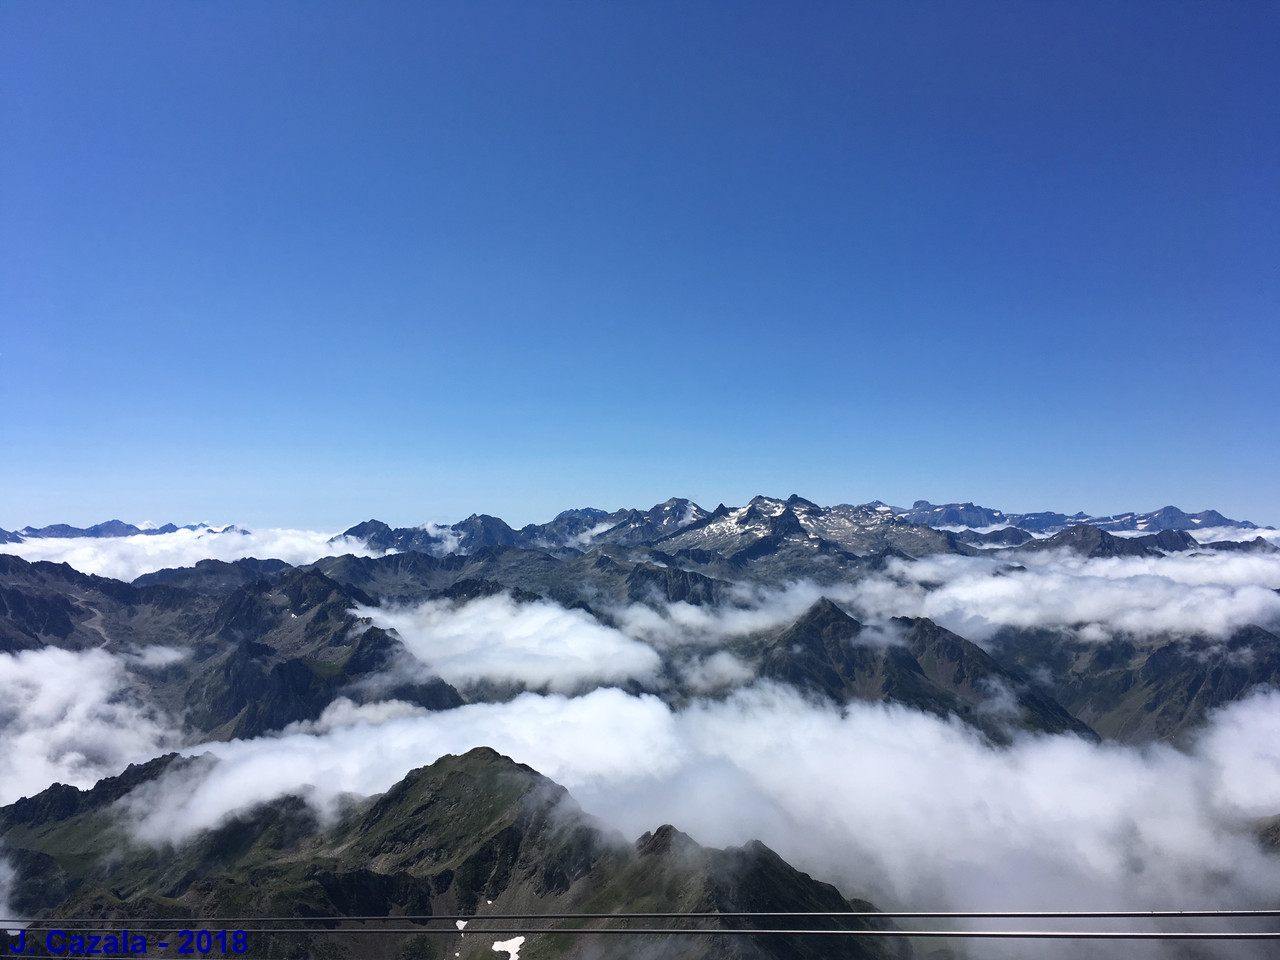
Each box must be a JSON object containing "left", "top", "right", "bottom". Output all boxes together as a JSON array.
[
  {"left": 1, "top": 748, "right": 909, "bottom": 960},
  {"left": 2, "top": 494, "right": 1278, "bottom": 958},
  {"left": 334, "top": 495, "right": 1273, "bottom": 574},
  {"left": 0, "top": 496, "right": 1264, "bottom": 548},
  {"left": 0, "top": 521, "right": 232, "bottom": 543},
  {"left": 3, "top": 494, "right": 1276, "bottom": 749}
]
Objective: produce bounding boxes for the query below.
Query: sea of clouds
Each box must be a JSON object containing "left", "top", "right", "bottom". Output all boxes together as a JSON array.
[
  {"left": 3, "top": 526, "right": 1280, "bottom": 957},
  {"left": 847, "top": 548, "right": 1280, "bottom": 643},
  {"left": 0, "top": 647, "right": 179, "bottom": 805},
  {"left": 0, "top": 527, "right": 384, "bottom": 581},
  {"left": 109, "top": 685, "right": 1280, "bottom": 959}
]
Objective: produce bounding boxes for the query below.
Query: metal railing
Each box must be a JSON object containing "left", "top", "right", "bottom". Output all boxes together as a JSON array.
[{"left": 5, "top": 908, "right": 1278, "bottom": 940}]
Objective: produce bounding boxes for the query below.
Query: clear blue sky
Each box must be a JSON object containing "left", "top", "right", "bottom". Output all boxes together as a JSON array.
[{"left": 3, "top": 1, "right": 1277, "bottom": 529}]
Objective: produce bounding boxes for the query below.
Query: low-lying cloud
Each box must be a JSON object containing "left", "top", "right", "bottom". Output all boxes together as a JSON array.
[
  {"left": 607, "top": 546, "right": 1280, "bottom": 654},
  {"left": 0, "top": 528, "right": 384, "bottom": 582},
  {"left": 113, "top": 683, "right": 1280, "bottom": 959},
  {"left": 613, "top": 580, "right": 861, "bottom": 648},
  {"left": 6, "top": 527, "right": 1280, "bottom": 957},
  {"left": 0, "top": 856, "right": 17, "bottom": 929},
  {"left": 1131, "top": 526, "right": 1280, "bottom": 545},
  {"left": 362, "top": 595, "right": 663, "bottom": 693},
  {"left": 124, "top": 688, "right": 683, "bottom": 843},
  {"left": 848, "top": 549, "right": 1280, "bottom": 642},
  {"left": 0, "top": 648, "right": 178, "bottom": 805}
]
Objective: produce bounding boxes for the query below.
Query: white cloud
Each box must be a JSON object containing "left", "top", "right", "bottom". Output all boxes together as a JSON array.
[
  {"left": 566, "top": 522, "right": 615, "bottom": 550},
  {"left": 612, "top": 581, "right": 860, "bottom": 648},
  {"left": 114, "top": 681, "right": 1280, "bottom": 960},
  {"left": 677, "top": 650, "right": 756, "bottom": 693},
  {"left": 283, "top": 697, "right": 426, "bottom": 735},
  {"left": 0, "top": 855, "right": 17, "bottom": 930},
  {"left": 0, "top": 648, "right": 179, "bottom": 805},
  {"left": 6, "top": 527, "right": 1280, "bottom": 959},
  {"left": 847, "top": 549, "right": 1280, "bottom": 642},
  {"left": 637, "top": 686, "right": 1280, "bottom": 918},
  {"left": 1153, "top": 526, "right": 1280, "bottom": 546},
  {"left": 124, "top": 688, "right": 684, "bottom": 843},
  {"left": 416, "top": 522, "right": 461, "bottom": 556},
  {"left": 1194, "top": 687, "right": 1280, "bottom": 819},
  {"left": 361, "top": 595, "right": 662, "bottom": 693},
  {"left": 0, "top": 528, "right": 385, "bottom": 582},
  {"left": 121, "top": 645, "right": 187, "bottom": 668}
]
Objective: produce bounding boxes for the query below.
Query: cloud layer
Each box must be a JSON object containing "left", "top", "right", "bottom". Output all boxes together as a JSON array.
[
  {"left": 4, "top": 530, "right": 1280, "bottom": 957},
  {"left": 112, "top": 683, "right": 1280, "bottom": 960},
  {"left": 362, "top": 595, "right": 662, "bottom": 693},
  {"left": 848, "top": 549, "right": 1280, "bottom": 642},
  {"left": 0, "top": 528, "right": 383, "bottom": 581},
  {"left": 0, "top": 648, "right": 178, "bottom": 805}
]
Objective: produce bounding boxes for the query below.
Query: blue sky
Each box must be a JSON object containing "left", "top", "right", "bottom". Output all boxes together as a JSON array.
[{"left": 3, "top": 1, "right": 1277, "bottom": 529}]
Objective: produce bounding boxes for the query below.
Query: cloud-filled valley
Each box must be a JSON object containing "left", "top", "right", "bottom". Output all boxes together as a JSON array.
[
  {"left": 2, "top": 499, "right": 1279, "bottom": 958},
  {"left": 0, "top": 648, "right": 178, "bottom": 806},
  {"left": 848, "top": 549, "right": 1280, "bottom": 643},
  {"left": 0, "top": 527, "right": 383, "bottom": 582},
  {"left": 107, "top": 686, "right": 1280, "bottom": 959},
  {"left": 362, "top": 594, "right": 663, "bottom": 693}
]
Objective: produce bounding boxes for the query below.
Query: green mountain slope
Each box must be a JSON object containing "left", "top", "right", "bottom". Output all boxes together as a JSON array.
[{"left": 1, "top": 748, "right": 908, "bottom": 960}]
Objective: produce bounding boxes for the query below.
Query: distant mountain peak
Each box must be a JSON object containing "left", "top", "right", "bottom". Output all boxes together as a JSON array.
[{"left": 6, "top": 497, "right": 1263, "bottom": 560}]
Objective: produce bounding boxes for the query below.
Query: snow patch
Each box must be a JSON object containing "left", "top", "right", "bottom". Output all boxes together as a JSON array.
[{"left": 492, "top": 936, "right": 526, "bottom": 959}]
